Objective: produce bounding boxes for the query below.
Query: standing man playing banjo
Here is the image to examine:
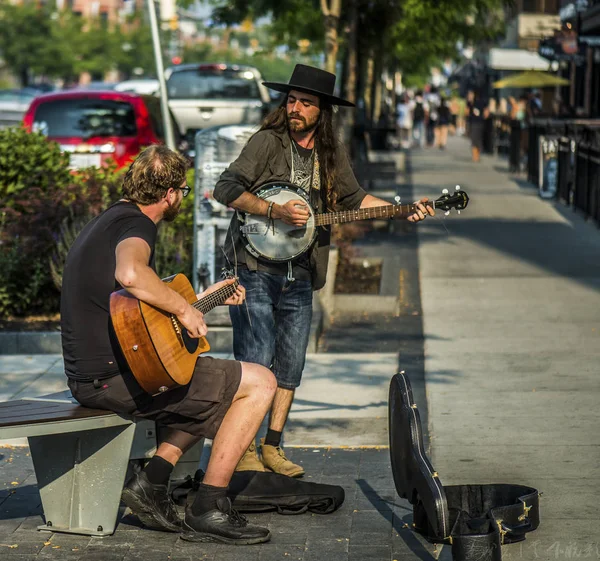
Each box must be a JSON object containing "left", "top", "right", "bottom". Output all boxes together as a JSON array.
[{"left": 213, "top": 64, "right": 434, "bottom": 477}]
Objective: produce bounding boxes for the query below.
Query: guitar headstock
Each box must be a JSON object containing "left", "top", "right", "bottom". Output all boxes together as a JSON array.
[{"left": 434, "top": 185, "right": 469, "bottom": 214}]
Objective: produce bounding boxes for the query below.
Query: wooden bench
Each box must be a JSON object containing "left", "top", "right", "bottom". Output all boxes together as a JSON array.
[{"left": 0, "top": 390, "right": 202, "bottom": 537}]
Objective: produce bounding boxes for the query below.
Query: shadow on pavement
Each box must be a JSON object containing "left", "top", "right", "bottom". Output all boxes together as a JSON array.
[{"left": 356, "top": 478, "right": 436, "bottom": 561}]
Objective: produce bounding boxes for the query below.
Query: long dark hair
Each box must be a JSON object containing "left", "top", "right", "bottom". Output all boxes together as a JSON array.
[{"left": 258, "top": 96, "right": 340, "bottom": 210}]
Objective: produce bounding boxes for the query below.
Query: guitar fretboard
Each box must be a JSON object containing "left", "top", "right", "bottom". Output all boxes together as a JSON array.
[
  {"left": 314, "top": 201, "right": 435, "bottom": 226},
  {"left": 192, "top": 281, "right": 238, "bottom": 314}
]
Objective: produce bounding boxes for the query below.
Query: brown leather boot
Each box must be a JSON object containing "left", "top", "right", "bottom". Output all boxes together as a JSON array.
[
  {"left": 235, "top": 440, "right": 267, "bottom": 472},
  {"left": 259, "top": 438, "right": 305, "bottom": 478}
]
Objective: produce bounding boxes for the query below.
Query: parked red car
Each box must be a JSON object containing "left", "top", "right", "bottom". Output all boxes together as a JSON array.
[{"left": 23, "top": 90, "right": 181, "bottom": 170}]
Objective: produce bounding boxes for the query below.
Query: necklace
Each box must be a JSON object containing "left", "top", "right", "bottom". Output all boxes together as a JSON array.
[{"left": 290, "top": 140, "right": 314, "bottom": 191}]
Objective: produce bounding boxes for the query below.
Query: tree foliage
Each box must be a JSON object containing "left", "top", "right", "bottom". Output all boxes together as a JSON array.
[
  {"left": 389, "top": 0, "right": 505, "bottom": 77},
  {"left": 210, "top": 0, "right": 506, "bottom": 78},
  {"left": 211, "top": 0, "right": 324, "bottom": 55},
  {"left": 0, "top": 5, "right": 157, "bottom": 85}
]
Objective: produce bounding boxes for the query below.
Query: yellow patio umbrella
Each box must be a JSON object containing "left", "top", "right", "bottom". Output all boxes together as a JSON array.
[{"left": 493, "top": 70, "right": 570, "bottom": 89}]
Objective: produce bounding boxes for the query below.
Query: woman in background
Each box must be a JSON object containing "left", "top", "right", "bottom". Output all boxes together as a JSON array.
[{"left": 467, "top": 90, "right": 489, "bottom": 163}]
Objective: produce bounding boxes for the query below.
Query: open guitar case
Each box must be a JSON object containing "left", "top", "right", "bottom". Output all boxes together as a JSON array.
[{"left": 389, "top": 372, "right": 540, "bottom": 561}]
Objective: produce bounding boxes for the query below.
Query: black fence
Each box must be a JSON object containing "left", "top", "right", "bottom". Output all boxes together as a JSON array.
[{"left": 491, "top": 117, "right": 600, "bottom": 226}]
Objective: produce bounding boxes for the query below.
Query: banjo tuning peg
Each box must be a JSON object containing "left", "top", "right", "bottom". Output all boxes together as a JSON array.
[{"left": 442, "top": 189, "right": 449, "bottom": 195}]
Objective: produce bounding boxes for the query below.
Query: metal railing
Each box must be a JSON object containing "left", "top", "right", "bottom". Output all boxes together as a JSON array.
[
  {"left": 192, "top": 124, "right": 257, "bottom": 291},
  {"left": 492, "top": 116, "right": 600, "bottom": 225}
]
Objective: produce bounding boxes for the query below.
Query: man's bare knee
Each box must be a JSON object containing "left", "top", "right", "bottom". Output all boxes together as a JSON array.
[{"left": 235, "top": 362, "right": 276, "bottom": 402}]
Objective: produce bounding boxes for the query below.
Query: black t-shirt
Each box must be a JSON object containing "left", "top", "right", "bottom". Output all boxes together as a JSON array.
[{"left": 61, "top": 201, "right": 157, "bottom": 382}]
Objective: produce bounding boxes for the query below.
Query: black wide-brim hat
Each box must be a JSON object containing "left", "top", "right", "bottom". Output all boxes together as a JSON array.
[{"left": 263, "top": 64, "right": 355, "bottom": 107}]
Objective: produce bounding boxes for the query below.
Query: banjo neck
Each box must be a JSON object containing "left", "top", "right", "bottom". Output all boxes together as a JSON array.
[{"left": 314, "top": 201, "right": 434, "bottom": 227}]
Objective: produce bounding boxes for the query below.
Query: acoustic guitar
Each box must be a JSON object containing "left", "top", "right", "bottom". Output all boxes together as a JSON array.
[{"left": 110, "top": 273, "right": 238, "bottom": 395}]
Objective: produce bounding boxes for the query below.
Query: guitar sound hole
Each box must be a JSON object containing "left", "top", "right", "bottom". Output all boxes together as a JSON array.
[{"left": 181, "top": 330, "right": 200, "bottom": 354}]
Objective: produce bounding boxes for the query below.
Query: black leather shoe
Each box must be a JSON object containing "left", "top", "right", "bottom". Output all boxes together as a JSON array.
[
  {"left": 181, "top": 497, "right": 270, "bottom": 545},
  {"left": 121, "top": 472, "right": 181, "bottom": 532}
]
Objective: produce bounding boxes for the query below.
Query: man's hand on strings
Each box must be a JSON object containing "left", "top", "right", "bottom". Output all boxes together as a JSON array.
[
  {"left": 407, "top": 197, "right": 435, "bottom": 222},
  {"left": 197, "top": 278, "right": 246, "bottom": 306},
  {"left": 177, "top": 305, "right": 208, "bottom": 339},
  {"left": 272, "top": 199, "right": 310, "bottom": 227}
]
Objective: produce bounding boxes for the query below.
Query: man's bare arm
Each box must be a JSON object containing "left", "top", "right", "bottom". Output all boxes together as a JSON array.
[
  {"left": 115, "top": 237, "right": 207, "bottom": 338},
  {"left": 228, "top": 191, "right": 310, "bottom": 226}
]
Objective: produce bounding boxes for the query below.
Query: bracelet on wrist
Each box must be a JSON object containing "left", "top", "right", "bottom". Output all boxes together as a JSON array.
[{"left": 267, "top": 201, "right": 274, "bottom": 220}]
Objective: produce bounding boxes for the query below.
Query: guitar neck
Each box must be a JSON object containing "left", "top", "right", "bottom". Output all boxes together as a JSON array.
[
  {"left": 193, "top": 281, "right": 238, "bottom": 314},
  {"left": 315, "top": 201, "right": 435, "bottom": 226}
]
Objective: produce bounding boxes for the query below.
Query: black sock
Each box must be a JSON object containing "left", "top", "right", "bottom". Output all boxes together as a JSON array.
[
  {"left": 191, "top": 483, "right": 227, "bottom": 515},
  {"left": 264, "top": 429, "right": 282, "bottom": 447},
  {"left": 143, "top": 456, "right": 174, "bottom": 486}
]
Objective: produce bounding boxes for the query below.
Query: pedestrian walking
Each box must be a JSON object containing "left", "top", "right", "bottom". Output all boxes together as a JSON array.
[
  {"left": 467, "top": 91, "right": 489, "bottom": 163},
  {"left": 436, "top": 98, "right": 451, "bottom": 149},
  {"left": 395, "top": 93, "right": 413, "bottom": 149},
  {"left": 411, "top": 91, "right": 427, "bottom": 148}
]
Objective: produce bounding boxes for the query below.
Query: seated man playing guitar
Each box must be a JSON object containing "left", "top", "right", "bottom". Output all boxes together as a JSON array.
[
  {"left": 213, "top": 64, "right": 434, "bottom": 478},
  {"left": 61, "top": 145, "right": 276, "bottom": 545}
]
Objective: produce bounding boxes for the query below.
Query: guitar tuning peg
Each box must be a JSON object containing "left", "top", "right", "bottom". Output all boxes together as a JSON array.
[
  {"left": 455, "top": 185, "right": 461, "bottom": 191},
  {"left": 394, "top": 196, "right": 401, "bottom": 203},
  {"left": 445, "top": 211, "right": 450, "bottom": 216},
  {"left": 442, "top": 189, "right": 448, "bottom": 194}
]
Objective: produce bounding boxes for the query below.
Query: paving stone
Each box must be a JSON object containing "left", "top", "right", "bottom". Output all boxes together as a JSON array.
[
  {"left": 0, "top": 427, "right": 402, "bottom": 559},
  {"left": 258, "top": 544, "right": 304, "bottom": 561},
  {"left": 348, "top": 544, "right": 391, "bottom": 560}
]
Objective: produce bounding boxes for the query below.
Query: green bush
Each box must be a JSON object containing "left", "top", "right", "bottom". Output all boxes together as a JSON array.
[
  {"left": 0, "top": 127, "right": 124, "bottom": 318},
  {"left": 0, "top": 129, "right": 197, "bottom": 319},
  {"left": 0, "top": 126, "right": 71, "bottom": 202}
]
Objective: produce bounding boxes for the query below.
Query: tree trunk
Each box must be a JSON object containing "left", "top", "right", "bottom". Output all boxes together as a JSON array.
[
  {"left": 320, "top": 0, "right": 341, "bottom": 74},
  {"left": 19, "top": 66, "right": 29, "bottom": 88},
  {"left": 341, "top": 0, "right": 358, "bottom": 145},
  {"left": 364, "top": 52, "right": 374, "bottom": 122},
  {"left": 345, "top": 0, "right": 358, "bottom": 106}
]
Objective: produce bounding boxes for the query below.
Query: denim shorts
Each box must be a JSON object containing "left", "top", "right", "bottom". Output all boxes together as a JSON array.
[{"left": 230, "top": 268, "right": 313, "bottom": 390}]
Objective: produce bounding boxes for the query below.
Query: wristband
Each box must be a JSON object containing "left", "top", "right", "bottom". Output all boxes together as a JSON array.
[{"left": 267, "top": 201, "right": 274, "bottom": 220}]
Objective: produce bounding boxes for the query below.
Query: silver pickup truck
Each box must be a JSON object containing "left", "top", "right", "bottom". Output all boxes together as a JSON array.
[{"left": 165, "top": 63, "right": 272, "bottom": 142}]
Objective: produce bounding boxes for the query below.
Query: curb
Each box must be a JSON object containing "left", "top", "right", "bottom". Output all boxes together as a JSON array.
[{"left": 0, "top": 305, "right": 324, "bottom": 355}]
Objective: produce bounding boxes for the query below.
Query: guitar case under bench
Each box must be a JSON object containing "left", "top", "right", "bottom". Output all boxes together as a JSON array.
[{"left": 389, "top": 372, "right": 540, "bottom": 561}]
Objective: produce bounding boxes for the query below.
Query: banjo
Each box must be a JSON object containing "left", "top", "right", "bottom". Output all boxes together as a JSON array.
[{"left": 239, "top": 181, "right": 469, "bottom": 262}]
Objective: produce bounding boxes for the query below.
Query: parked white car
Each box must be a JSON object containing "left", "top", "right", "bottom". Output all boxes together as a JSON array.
[
  {"left": 115, "top": 79, "right": 160, "bottom": 96},
  {"left": 0, "top": 88, "right": 38, "bottom": 128},
  {"left": 165, "top": 63, "right": 271, "bottom": 141}
]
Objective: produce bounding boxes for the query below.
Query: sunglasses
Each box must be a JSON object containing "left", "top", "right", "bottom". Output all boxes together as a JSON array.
[{"left": 178, "top": 185, "right": 191, "bottom": 198}]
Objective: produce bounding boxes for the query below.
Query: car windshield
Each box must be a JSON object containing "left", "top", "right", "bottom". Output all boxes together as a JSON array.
[
  {"left": 167, "top": 68, "right": 260, "bottom": 100},
  {"left": 32, "top": 98, "right": 137, "bottom": 138}
]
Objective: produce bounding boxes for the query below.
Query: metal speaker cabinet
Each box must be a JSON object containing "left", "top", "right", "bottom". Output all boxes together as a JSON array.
[{"left": 389, "top": 372, "right": 540, "bottom": 561}]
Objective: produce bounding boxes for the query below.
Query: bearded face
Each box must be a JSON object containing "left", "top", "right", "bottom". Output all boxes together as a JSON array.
[
  {"left": 286, "top": 90, "right": 321, "bottom": 134},
  {"left": 163, "top": 195, "right": 182, "bottom": 222}
]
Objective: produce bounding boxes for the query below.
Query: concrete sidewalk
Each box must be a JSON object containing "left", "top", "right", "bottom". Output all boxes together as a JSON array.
[
  {"left": 414, "top": 138, "right": 600, "bottom": 560},
  {"left": 0, "top": 352, "right": 397, "bottom": 448}
]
